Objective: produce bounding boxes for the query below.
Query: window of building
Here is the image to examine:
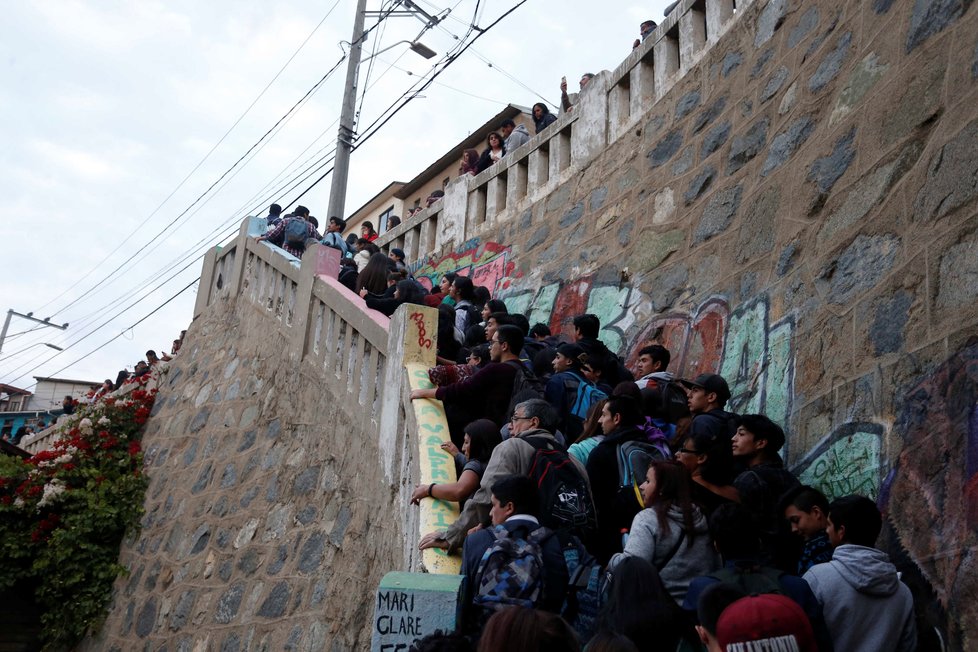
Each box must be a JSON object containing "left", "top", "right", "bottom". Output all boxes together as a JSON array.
[{"left": 378, "top": 206, "right": 393, "bottom": 233}]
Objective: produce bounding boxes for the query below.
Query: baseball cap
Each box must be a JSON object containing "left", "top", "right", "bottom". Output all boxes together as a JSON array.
[
  {"left": 555, "top": 343, "right": 587, "bottom": 367},
  {"left": 716, "top": 594, "right": 817, "bottom": 652},
  {"left": 679, "top": 373, "right": 731, "bottom": 402}
]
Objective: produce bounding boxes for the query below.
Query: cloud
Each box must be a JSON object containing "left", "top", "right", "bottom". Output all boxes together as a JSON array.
[{"left": 28, "top": 140, "right": 127, "bottom": 183}]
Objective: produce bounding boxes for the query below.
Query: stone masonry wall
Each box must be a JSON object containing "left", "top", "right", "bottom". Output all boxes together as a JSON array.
[
  {"left": 406, "top": 0, "right": 978, "bottom": 647},
  {"left": 80, "top": 297, "right": 404, "bottom": 651}
]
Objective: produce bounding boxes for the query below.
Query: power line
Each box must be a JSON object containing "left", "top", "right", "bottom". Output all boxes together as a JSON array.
[{"left": 34, "top": 0, "right": 345, "bottom": 319}]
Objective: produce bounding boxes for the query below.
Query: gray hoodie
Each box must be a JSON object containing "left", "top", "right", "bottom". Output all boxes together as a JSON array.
[
  {"left": 504, "top": 124, "right": 531, "bottom": 153},
  {"left": 609, "top": 504, "right": 720, "bottom": 603},
  {"left": 803, "top": 544, "right": 916, "bottom": 652}
]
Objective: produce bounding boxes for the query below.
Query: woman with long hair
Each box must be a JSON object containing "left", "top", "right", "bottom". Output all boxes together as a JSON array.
[
  {"left": 532, "top": 102, "right": 558, "bottom": 134},
  {"left": 360, "top": 220, "right": 379, "bottom": 242},
  {"left": 363, "top": 279, "right": 426, "bottom": 317},
  {"left": 410, "top": 418, "right": 501, "bottom": 508},
  {"left": 355, "top": 252, "right": 392, "bottom": 296},
  {"left": 596, "top": 556, "right": 700, "bottom": 652},
  {"left": 476, "top": 132, "right": 506, "bottom": 173},
  {"left": 459, "top": 148, "right": 480, "bottom": 176},
  {"left": 609, "top": 460, "right": 719, "bottom": 605},
  {"left": 568, "top": 398, "right": 608, "bottom": 465}
]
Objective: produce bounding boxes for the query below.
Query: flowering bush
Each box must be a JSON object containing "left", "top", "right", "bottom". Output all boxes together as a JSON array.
[{"left": 0, "top": 387, "right": 156, "bottom": 650}]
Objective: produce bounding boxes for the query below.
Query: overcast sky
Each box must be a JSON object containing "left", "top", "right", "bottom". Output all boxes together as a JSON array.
[{"left": 0, "top": 0, "right": 673, "bottom": 390}]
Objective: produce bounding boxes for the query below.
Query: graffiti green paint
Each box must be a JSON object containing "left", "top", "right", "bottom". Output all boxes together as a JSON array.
[
  {"left": 719, "top": 299, "right": 768, "bottom": 415},
  {"left": 798, "top": 428, "right": 883, "bottom": 500},
  {"left": 587, "top": 285, "right": 631, "bottom": 354}
]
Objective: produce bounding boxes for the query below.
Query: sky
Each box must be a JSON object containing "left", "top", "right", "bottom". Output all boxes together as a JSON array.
[{"left": 0, "top": 0, "right": 674, "bottom": 390}]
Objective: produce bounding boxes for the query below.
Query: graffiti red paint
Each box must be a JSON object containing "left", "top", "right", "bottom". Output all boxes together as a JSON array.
[
  {"left": 409, "top": 312, "right": 432, "bottom": 350},
  {"left": 625, "top": 298, "right": 729, "bottom": 378},
  {"left": 548, "top": 278, "right": 593, "bottom": 337},
  {"left": 411, "top": 240, "right": 518, "bottom": 295}
]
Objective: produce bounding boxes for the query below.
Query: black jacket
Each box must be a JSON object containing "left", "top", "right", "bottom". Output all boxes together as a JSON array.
[{"left": 585, "top": 424, "right": 647, "bottom": 564}]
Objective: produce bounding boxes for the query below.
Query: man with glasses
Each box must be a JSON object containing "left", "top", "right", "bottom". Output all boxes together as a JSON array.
[
  {"left": 418, "top": 398, "right": 590, "bottom": 554},
  {"left": 411, "top": 325, "right": 524, "bottom": 446}
]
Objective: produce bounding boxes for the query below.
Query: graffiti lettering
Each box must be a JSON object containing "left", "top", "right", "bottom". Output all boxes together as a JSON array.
[{"left": 410, "top": 312, "right": 433, "bottom": 349}]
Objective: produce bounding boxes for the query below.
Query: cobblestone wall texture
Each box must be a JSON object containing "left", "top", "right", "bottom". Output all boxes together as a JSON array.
[{"left": 80, "top": 301, "right": 403, "bottom": 651}]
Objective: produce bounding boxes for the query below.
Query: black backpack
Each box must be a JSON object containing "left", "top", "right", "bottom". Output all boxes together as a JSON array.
[
  {"left": 524, "top": 435, "right": 596, "bottom": 535},
  {"left": 505, "top": 360, "right": 546, "bottom": 416},
  {"left": 651, "top": 377, "right": 691, "bottom": 424},
  {"left": 455, "top": 302, "right": 481, "bottom": 335}
]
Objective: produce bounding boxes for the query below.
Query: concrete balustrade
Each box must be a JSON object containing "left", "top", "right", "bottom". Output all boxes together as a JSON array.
[{"left": 375, "top": 0, "right": 752, "bottom": 258}]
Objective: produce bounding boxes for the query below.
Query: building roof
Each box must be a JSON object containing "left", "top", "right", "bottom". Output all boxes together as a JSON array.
[
  {"left": 394, "top": 103, "right": 532, "bottom": 200},
  {"left": 0, "top": 383, "right": 31, "bottom": 396},
  {"left": 33, "top": 376, "right": 101, "bottom": 387},
  {"left": 346, "top": 181, "right": 407, "bottom": 224}
]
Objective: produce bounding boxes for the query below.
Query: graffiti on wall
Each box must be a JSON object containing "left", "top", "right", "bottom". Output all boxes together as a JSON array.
[
  {"left": 877, "top": 342, "right": 978, "bottom": 649},
  {"left": 413, "top": 240, "right": 796, "bottom": 432},
  {"left": 794, "top": 422, "right": 886, "bottom": 501},
  {"left": 411, "top": 240, "right": 518, "bottom": 296}
]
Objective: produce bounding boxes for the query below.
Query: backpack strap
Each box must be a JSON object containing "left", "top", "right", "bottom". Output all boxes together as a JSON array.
[{"left": 654, "top": 530, "right": 687, "bottom": 572}]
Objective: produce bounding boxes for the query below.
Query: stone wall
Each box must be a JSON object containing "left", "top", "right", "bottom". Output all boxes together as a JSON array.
[
  {"left": 385, "top": 0, "right": 978, "bottom": 646},
  {"left": 75, "top": 0, "right": 978, "bottom": 648},
  {"left": 79, "top": 300, "right": 400, "bottom": 651}
]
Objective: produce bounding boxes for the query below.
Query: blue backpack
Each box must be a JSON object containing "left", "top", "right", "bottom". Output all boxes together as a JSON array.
[
  {"left": 617, "top": 439, "right": 670, "bottom": 508},
  {"left": 564, "top": 374, "right": 607, "bottom": 421},
  {"left": 321, "top": 231, "right": 348, "bottom": 255},
  {"left": 284, "top": 218, "right": 309, "bottom": 247},
  {"left": 473, "top": 525, "right": 551, "bottom": 613},
  {"left": 558, "top": 532, "right": 608, "bottom": 644}
]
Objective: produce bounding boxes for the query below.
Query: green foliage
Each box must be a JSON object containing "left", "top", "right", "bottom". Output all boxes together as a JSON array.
[{"left": 0, "top": 385, "right": 156, "bottom": 650}]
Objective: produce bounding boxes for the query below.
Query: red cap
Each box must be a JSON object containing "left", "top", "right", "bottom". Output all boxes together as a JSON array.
[{"left": 716, "top": 594, "right": 817, "bottom": 652}]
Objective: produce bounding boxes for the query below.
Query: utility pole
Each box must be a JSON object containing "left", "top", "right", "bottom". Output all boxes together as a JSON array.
[
  {"left": 326, "top": 0, "right": 369, "bottom": 223},
  {"left": 0, "top": 310, "right": 69, "bottom": 356}
]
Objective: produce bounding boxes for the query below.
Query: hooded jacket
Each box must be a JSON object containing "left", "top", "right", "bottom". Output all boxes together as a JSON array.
[
  {"left": 609, "top": 504, "right": 720, "bottom": 603},
  {"left": 803, "top": 544, "right": 916, "bottom": 652},
  {"left": 504, "top": 124, "right": 531, "bottom": 153}
]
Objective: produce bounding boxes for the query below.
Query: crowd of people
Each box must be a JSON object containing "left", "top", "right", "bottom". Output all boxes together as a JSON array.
[
  {"left": 253, "top": 208, "right": 918, "bottom": 650},
  {"left": 2, "top": 332, "right": 186, "bottom": 448},
  {"left": 379, "top": 274, "right": 918, "bottom": 652}
]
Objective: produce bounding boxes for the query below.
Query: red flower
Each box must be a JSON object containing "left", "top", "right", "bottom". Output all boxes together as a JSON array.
[{"left": 128, "top": 441, "right": 141, "bottom": 457}]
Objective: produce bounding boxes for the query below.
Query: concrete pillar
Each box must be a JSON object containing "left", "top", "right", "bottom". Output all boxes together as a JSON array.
[
  {"left": 290, "top": 245, "right": 339, "bottom": 357},
  {"left": 437, "top": 176, "right": 468, "bottom": 252},
  {"left": 528, "top": 146, "right": 550, "bottom": 191},
  {"left": 654, "top": 31, "right": 681, "bottom": 99},
  {"left": 507, "top": 159, "right": 528, "bottom": 208},
  {"left": 486, "top": 174, "right": 506, "bottom": 221},
  {"left": 706, "top": 0, "right": 735, "bottom": 42},
  {"left": 227, "top": 216, "right": 265, "bottom": 297},
  {"left": 631, "top": 52, "right": 656, "bottom": 123},
  {"left": 680, "top": 4, "right": 708, "bottom": 70},
  {"left": 194, "top": 246, "right": 220, "bottom": 319},
  {"left": 370, "top": 572, "right": 465, "bottom": 652},
  {"left": 571, "top": 71, "right": 609, "bottom": 165}
]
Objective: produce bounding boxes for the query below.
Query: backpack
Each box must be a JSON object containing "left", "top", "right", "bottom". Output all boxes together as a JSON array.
[
  {"left": 321, "top": 231, "right": 348, "bottom": 255},
  {"left": 473, "top": 524, "right": 551, "bottom": 613},
  {"left": 558, "top": 532, "right": 608, "bottom": 643},
  {"left": 708, "top": 565, "right": 784, "bottom": 595},
  {"left": 455, "top": 302, "right": 481, "bottom": 335},
  {"left": 563, "top": 375, "right": 608, "bottom": 421},
  {"left": 652, "top": 378, "right": 692, "bottom": 424},
  {"left": 616, "top": 439, "right": 670, "bottom": 508},
  {"left": 525, "top": 435, "right": 597, "bottom": 534},
  {"left": 284, "top": 218, "right": 309, "bottom": 247},
  {"left": 505, "top": 360, "right": 546, "bottom": 416}
]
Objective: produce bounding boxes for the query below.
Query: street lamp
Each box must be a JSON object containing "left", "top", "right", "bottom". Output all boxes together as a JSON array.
[{"left": 0, "top": 310, "right": 69, "bottom": 355}]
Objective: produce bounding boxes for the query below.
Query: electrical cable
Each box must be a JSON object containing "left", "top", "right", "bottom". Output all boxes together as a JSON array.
[
  {"left": 16, "top": 278, "right": 200, "bottom": 393},
  {"left": 32, "top": 0, "right": 344, "bottom": 318},
  {"left": 9, "top": 1, "right": 528, "bottom": 382}
]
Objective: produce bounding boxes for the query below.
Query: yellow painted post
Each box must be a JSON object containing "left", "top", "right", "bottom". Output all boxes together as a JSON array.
[{"left": 401, "top": 306, "right": 462, "bottom": 575}]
